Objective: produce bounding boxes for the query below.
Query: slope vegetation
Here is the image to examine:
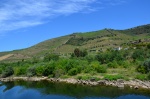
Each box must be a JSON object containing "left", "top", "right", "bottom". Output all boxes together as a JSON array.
[{"left": 0, "top": 24, "right": 150, "bottom": 62}]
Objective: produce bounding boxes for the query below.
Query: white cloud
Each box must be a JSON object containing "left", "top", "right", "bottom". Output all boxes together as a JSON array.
[
  {"left": 0, "top": 0, "right": 127, "bottom": 33},
  {"left": 0, "top": 0, "right": 97, "bottom": 33}
]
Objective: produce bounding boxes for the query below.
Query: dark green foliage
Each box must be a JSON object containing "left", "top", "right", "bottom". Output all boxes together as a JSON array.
[
  {"left": 74, "top": 48, "right": 80, "bottom": 57},
  {"left": 85, "top": 55, "right": 95, "bottom": 63},
  {"left": 137, "top": 65, "right": 148, "bottom": 74},
  {"left": 107, "top": 61, "right": 118, "bottom": 68},
  {"left": 43, "top": 62, "right": 55, "bottom": 76},
  {"left": 73, "top": 48, "right": 88, "bottom": 57},
  {"left": 96, "top": 65, "right": 107, "bottom": 73},
  {"left": 16, "top": 67, "right": 27, "bottom": 76},
  {"left": 68, "top": 68, "right": 78, "bottom": 76},
  {"left": 90, "top": 61, "right": 107, "bottom": 73},
  {"left": 53, "top": 69, "right": 65, "bottom": 78},
  {"left": 147, "top": 73, "right": 150, "bottom": 80},
  {"left": 27, "top": 66, "right": 36, "bottom": 77},
  {"left": 2, "top": 66, "right": 14, "bottom": 78},
  {"left": 96, "top": 51, "right": 124, "bottom": 64},
  {"left": 66, "top": 37, "right": 90, "bottom": 46},
  {"left": 132, "top": 49, "right": 145, "bottom": 61},
  {"left": 36, "top": 66, "right": 44, "bottom": 76},
  {"left": 95, "top": 53, "right": 107, "bottom": 64},
  {"left": 0, "top": 68, "right": 2, "bottom": 74},
  {"left": 137, "top": 59, "right": 150, "bottom": 74},
  {"left": 44, "top": 54, "right": 59, "bottom": 62},
  {"left": 147, "top": 43, "right": 150, "bottom": 49}
]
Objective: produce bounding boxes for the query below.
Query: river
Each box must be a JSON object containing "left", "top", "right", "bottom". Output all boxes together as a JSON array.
[{"left": 0, "top": 81, "right": 150, "bottom": 99}]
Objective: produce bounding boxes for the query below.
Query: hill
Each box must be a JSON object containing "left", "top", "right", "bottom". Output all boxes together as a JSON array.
[{"left": 0, "top": 24, "right": 150, "bottom": 62}]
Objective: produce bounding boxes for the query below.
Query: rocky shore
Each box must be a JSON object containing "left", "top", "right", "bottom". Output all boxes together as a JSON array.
[{"left": 0, "top": 77, "right": 150, "bottom": 89}]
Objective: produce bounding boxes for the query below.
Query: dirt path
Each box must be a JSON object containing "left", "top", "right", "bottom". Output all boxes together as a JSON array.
[{"left": 0, "top": 54, "right": 14, "bottom": 61}]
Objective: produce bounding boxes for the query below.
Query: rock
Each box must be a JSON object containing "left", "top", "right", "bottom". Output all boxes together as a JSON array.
[
  {"left": 97, "top": 80, "right": 106, "bottom": 85},
  {"left": 90, "top": 78, "right": 96, "bottom": 82},
  {"left": 117, "top": 84, "right": 124, "bottom": 89},
  {"left": 134, "top": 86, "right": 139, "bottom": 89},
  {"left": 117, "top": 79, "right": 124, "bottom": 83}
]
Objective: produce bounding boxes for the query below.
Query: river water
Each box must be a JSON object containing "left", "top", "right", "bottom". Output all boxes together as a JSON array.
[{"left": 0, "top": 81, "right": 150, "bottom": 99}]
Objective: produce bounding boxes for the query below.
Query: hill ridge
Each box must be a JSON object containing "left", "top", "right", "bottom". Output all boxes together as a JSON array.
[{"left": 0, "top": 24, "right": 150, "bottom": 62}]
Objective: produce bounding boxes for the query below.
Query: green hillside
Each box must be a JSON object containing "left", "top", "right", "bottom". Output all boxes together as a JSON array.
[{"left": 0, "top": 24, "right": 150, "bottom": 62}]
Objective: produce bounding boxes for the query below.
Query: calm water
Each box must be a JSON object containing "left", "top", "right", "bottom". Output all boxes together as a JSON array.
[{"left": 0, "top": 81, "right": 150, "bottom": 99}]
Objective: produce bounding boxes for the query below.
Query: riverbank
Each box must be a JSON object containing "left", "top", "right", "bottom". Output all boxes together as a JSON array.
[{"left": 0, "top": 77, "right": 150, "bottom": 89}]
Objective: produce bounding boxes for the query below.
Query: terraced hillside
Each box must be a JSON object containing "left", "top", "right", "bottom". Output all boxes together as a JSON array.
[{"left": 0, "top": 24, "right": 150, "bottom": 62}]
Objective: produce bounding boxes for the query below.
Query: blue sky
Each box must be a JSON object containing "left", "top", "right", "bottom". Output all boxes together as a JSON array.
[{"left": 0, "top": 0, "right": 150, "bottom": 52}]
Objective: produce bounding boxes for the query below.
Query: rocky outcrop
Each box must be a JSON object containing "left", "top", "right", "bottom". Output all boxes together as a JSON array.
[{"left": 0, "top": 77, "right": 150, "bottom": 89}]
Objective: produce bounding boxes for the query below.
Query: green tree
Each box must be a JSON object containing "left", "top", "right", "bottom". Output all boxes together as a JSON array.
[
  {"left": 68, "top": 68, "right": 78, "bottom": 76},
  {"left": 137, "top": 59, "right": 150, "bottom": 74},
  {"left": 147, "top": 43, "right": 150, "bottom": 49},
  {"left": 44, "top": 53, "right": 59, "bottom": 62},
  {"left": 74, "top": 48, "right": 80, "bottom": 57},
  {"left": 2, "top": 66, "right": 14, "bottom": 78}
]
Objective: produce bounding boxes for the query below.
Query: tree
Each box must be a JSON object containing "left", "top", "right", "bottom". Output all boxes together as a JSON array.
[
  {"left": 44, "top": 53, "right": 59, "bottom": 62},
  {"left": 137, "top": 59, "right": 150, "bottom": 74},
  {"left": 147, "top": 43, "right": 150, "bottom": 49},
  {"left": 2, "top": 66, "right": 14, "bottom": 78},
  {"left": 74, "top": 48, "right": 80, "bottom": 57}
]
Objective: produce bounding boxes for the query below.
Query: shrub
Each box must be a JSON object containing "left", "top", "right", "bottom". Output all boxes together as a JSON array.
[
  {"left": 147, "top": 43, "right": 150, "bottom": 49},
  {"left": 27, "top": 66, "right": 36, "bottom": 77},
  {"left": 43, "top": 63, "right": 55, "bottom": 76},
  {"left": 44, "top": 54, "right": 59, "bottom": 62},
  {"left": 122, "top": 61, "right": 130, "bottom": 68},
  {"left": 0, "top": 68, "right": 2, "bottom": 74},
  {"left": 147, "top": 73, "right": 150, "bottom": 80},
  {"left": 107, "top": 61, "right": 118, "bottom": 68},
  {"left": 68, "top": 68, "right": 78, "bottom": 76},
  {"left": 132, "top": 49, "right": 145, "bottom": 61},
  {"left": 2, "top": 66, "right": 14, "bottom": 78},
  {"left": 36, "top": 66, "right": 44, "bottom": 76},
  {"left": 137, "top": 59, "right": 150, "bottom": 74},
  {"left": 83, "top": 66, "right": 94, "bottom": 73},
  {"left": 53, "top": 69, "right": 65, "bottom": 78},
  {"left": 97, "top": 65, "right": 107, "bottom": 73},
  {"left": 15, "top": 67, "right": 27, "bottom": 76}
]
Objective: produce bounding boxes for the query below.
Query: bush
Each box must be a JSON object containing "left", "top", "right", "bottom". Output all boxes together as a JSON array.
[
  {"left": 132, "top": 49, "right": 145, "bottom": 61},
  {"left": 68, "top": 68, "right": 78, "bottom": 76},
  {"left": 2, "top": 66, "right": 14, "bottom": 78},
  {"left": 137, "top": 59, "right": 150, "bottom": 74},
  {"left": 97, "top": 65, "right": 107, "bottom": 73},
  {"left": 53, "top": 69, "right": 65, "bottom": 78},
  {"left": 107, "top": 61, "right": 118, "bottom": 68},
  {"left": 0, "top": 68, "right": 2, "bottom": 74},
  {"left": 15, "top": 67, "right": 27, "bottom": 76},
  {"left": 44, "top": 54, "right": 59, "bottom": 62},
  {"left": 147, "top": 73, "right": 150, "bottom": 80},
  {"left": 122, "top": 61, "right": 130, "bottom": 68},
  {"left": 27, "top": 66, "right": 36, "bottom": 77},
  {"left": 147, "top": 43, "right": 150, "bottom": 49},
  {"left": 43, "top": 62, "right": 55, "bottom": 76},
  {"left": 36, "top": 66, "right": 44, "bottom": 76}
]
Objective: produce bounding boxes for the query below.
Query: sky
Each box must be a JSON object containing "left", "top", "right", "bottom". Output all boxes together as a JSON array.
[{"left": 0, "top": 0, "right": 150, "bottom": 52}]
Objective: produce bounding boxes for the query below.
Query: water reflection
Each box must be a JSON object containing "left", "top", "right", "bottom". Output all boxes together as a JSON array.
[{"left": 0, "top": 81, "right": 150, "bottom": 99}]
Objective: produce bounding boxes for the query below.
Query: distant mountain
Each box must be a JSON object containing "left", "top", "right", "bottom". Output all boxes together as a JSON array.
[{"left": 0, "top": 24, "right": 150, "bottom": 62}]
